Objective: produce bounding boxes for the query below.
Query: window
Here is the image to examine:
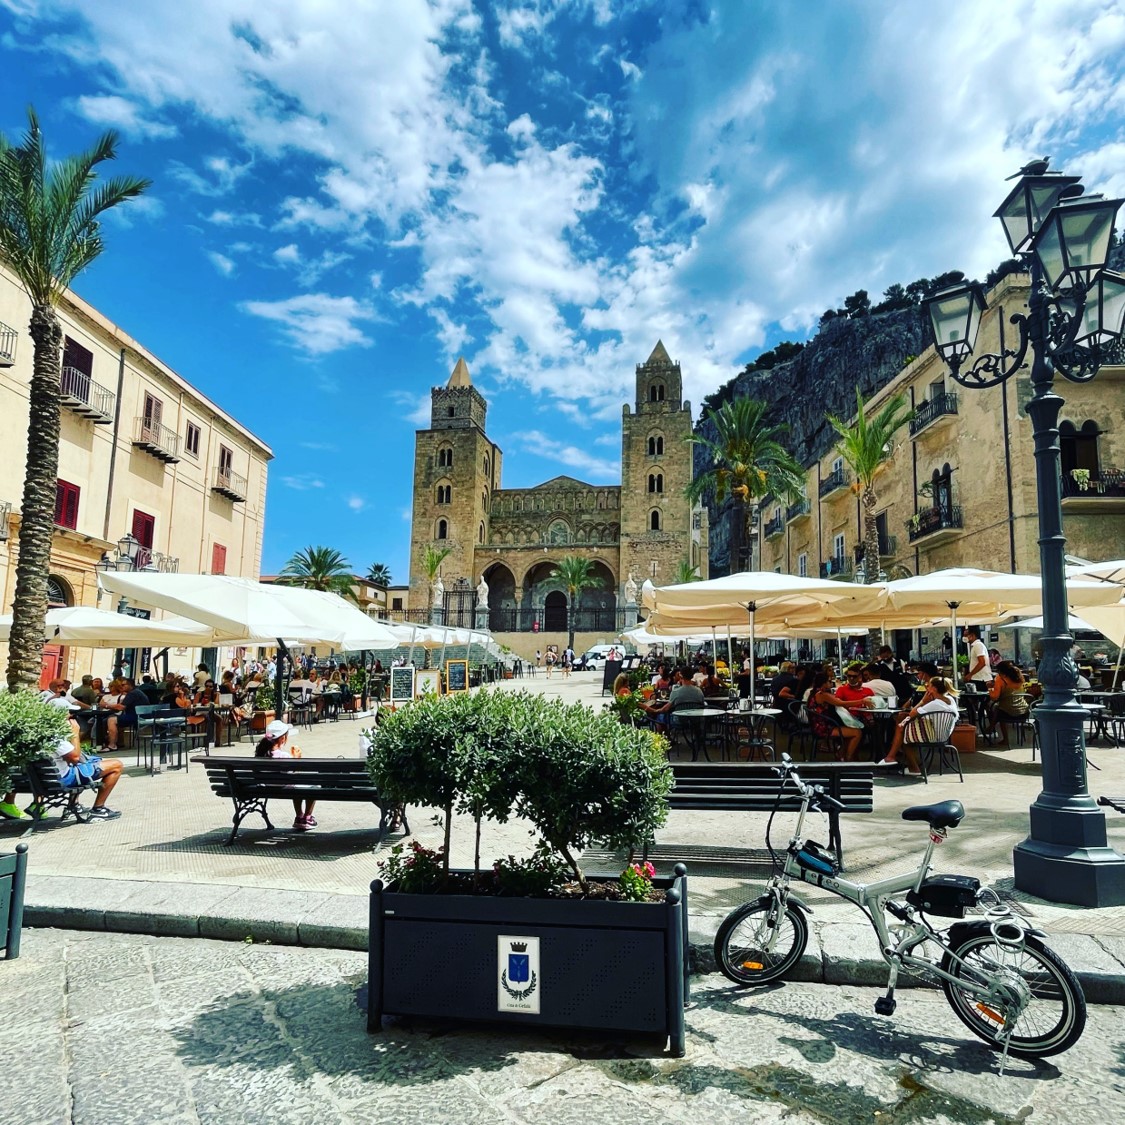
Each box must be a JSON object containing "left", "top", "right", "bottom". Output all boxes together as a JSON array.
[
  {"left": 211, "top": 543, "right": 227, "bottom": 575},
  {"left": 436, "top": 519, "right": 448, "bottom": 539},
  {"left": 648, "top": 382, "right": 665, "bottom": 402},
  {"left": 392, "top": 597, "right": 403, "bottom": 611},
  {"left": 797, "top": 552, "right": 807, "bottom": 577},
  {"left": 54, "top": 479, "right": 80, "bottom": 529},
  {"left": 483, "top": 454, "right": 490, "bottom": 475},
  {"left": 931, "top": 463, "right": 954, "bottom": 518},
  {"left": 647, "top": 473, "right": 663, "bottom": 494},
  {"left": 447, "top": 406, "right": 455, "bottom": 417},
  {"left": 1060, "top": 420, "right": 1100, "bottom": 478},
  {"left": 436, "top": 484, "right": 451, "bottom": 504},
  {"left": 132, "top": 510, "right": 155, "bottom": 566},
  {"left": 185, "top": 421, "right": 201, "bottom": 458},
  {"left": 438, "top": 446, "right": 453, "bottom": 468},
  {"left": 478, "top": 522, "right": 485, "bottom": 543},
  {"left": 832, "top": 456, "right": 843, "bottom": 475},
  {"left": 218, "top": 444, "right": 233, "bottom": 480},
  {"left": 833, "top": 533, "right": 845, "bottom": 564},
  {"left": 63, "top": 337, "right": 93, "bottom": 378},
  {"left": 647, "top": 435, "right": 664, "bottom": 456},
  {"left": 650, "top": 509, "right": 661, "bottom": 531},
  {"left": 143, "top": 392, "right": 163, "bottom": 434}
]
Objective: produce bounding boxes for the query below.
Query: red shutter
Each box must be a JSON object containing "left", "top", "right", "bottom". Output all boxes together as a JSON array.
[
  {"left": 54, "top": 480, "right": 80, "bottom": 529},
  {"left": 131, "top": 510, "right": 155, "bottom": 549},
  {"left": 211, "top": 543, "right": 227, "bottom": 575}
]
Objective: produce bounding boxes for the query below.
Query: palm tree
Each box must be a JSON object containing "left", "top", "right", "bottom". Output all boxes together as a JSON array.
[
  {"left": 673, "top": 559, "right": 701, "bottom": 585},
  {"left": 686, "top": 397, "right": 805, "bottom": 575},
  {"left": 549, "top": 556, "right": 600, "bottom": 653},
  {"left": 420, "top": 545, "right": 452, "bottom": 587},
  {"left": 826, "top": 389, "right": 914, "bottom": 583},
  {"left": 1, "top": 110, "right": 149, "bottom": 692},
  {"left": 366, "top": 563, "right": 392, "bottom": 586},
  {"left": 279, "top": 546, "right": 356, "bottom": 599}
]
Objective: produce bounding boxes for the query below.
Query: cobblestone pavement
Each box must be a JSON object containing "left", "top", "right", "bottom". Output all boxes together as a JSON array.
[{"left": 6, "top": 928, "right": 1124, "bottom": 1125}]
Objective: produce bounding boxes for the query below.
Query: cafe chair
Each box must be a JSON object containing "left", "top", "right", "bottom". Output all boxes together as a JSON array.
[
  {"left": 910, "top": 710, "right": 962, "bottom": 784},
  {"left": 287, "top": 688, "right": 314, "bottom": 730}
]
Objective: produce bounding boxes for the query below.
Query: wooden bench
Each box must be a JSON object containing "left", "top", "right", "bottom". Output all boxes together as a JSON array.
[
  {"left": 664, "top": 761, "right": 884, "bottom": 868},
  {"left": 194, "top": 755, "right": 408, "bottom": 845},
  {"left": 7, "top": 758, "right": 102, "bottom": 827}
]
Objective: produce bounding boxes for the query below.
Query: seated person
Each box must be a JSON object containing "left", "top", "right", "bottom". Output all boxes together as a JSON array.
[
  {"left": 836, "top": 664, "right": 876, "bottom": 712},
  {"left": 770, "top": 660, "right": 800, "bottom": 708},
  {"left": 138, "top": 674, "right": 166, "bottom": 703},
  {"left": 806, "top": 672, "right": 864, "bottom": 761},
  {"left": 116, "top": 678, "right": 151, "bottom": 740},
  {"left": 193, "top": 679, "right": 227, "bottom": 741},
  {"left": 51, "top": 733, "right": 124, "bottom": 821},
  {"left": 878, "top": 677, "right": 959, "bottom": 772},
  {"left": 860, "top": 664, "right": 897, "bottom": 702},
  {"left": 697, "top": 664, "right": 724, "bottom": 696},
  {"left": 612, "top": 672, "right": 632, "bottom": 699},
  {"left": 70, "top": 674, "right": 99, "bottom": 709},
  {"left": 649, "top": 664, "right": 672, "bottom": 696},
  {"left": 641, "top": 666, "right": 704, "bottom": 732}
]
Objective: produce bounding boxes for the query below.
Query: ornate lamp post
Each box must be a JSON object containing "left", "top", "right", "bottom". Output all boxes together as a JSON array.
[
  {"left": 95, "top": 532, "right": 157, "bottom": 676},
  {"left": 925, "top": 159, "right": 1125, "bottom": 907}
]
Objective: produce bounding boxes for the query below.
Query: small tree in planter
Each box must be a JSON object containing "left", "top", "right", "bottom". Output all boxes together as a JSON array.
[
  {"left": 364, "top": 691, "right": 686, "bottom": 1052},
  {"left": 0, "top": 691, "right": 72, "bottom": 795}
]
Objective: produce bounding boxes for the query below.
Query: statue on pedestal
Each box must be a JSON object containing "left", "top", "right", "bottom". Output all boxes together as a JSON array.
[{"left": 476, "top": 574, "right": 489, "bottom": 608}]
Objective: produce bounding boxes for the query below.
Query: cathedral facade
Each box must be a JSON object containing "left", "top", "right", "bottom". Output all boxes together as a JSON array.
[{"left": 407, "top": 342, "right": 707, "bottom": 651}]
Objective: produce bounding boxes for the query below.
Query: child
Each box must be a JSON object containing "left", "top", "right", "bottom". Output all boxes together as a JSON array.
[{"left": 255, "top": 719, "right": 316, "bottom": 830}]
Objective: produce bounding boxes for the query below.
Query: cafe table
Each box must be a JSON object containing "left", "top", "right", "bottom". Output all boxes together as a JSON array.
[
  {"left": 666, "top": 706, "right": 729, "bottom": 762},
  {"left": 721, "top": 707, "right": 782, "bottom": 761}
]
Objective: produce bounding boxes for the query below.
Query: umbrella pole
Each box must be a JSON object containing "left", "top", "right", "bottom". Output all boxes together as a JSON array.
[
  {"left": 1112, "top": 642, "right": 1123, "bottom": 692},
  {"left": 949, "top": 603, "right": 959, "bottom": 689},
  {"left": 747, "top": 602, "right": 757, "bottom": 706},
  {"left": 726, "top": 626, "right": 733, "bottom": 678},
  {"left": 276, "top": 639, "right": 288, "bottom": 725},
  {"left": 439, "top": 628, "right": 449, "bottom": 689},
  {"left": 836, "top": 629, "right": 844, "bottom": 677}
]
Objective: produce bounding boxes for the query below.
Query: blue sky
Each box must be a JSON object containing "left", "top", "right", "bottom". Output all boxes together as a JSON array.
[{"left": 2, "top": 0, "right": 1124, "bottom": 583}]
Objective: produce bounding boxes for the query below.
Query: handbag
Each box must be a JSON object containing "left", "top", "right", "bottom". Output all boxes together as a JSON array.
[{"left": 60, "top": 753, "right": 103, "bottom": 788}]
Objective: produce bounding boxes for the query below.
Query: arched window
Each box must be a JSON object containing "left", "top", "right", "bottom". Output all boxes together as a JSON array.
[
  {"left": 648, "top": 382, "right": 665, "bottom": 402},
  {"left": 547, "top": 519, "right": 570, "bottom": 545},
  {"left": 47, "top": 575, "right": 72, "bottom": 607},
  {"left": 1060, "top": 419, "right": 1101, "bottom": 479},
  {"left": 437, "top": 446, "right": 453, "bottom": 468},
  {"left": 447, "top": 406, "right": 455, "bottom": 417},
  {"left": 478, "top": 522, "right": 485, "bottom": 543},
  {"left": 647, "top": 435, "right": 664, "bottom": 456},
  {"left": 483, "top": 454, "right": 490, "bottom": 475},
  {"left": 436, "top": 519, "right": 448, "bottom": 540},
  {"left": 647, "top": 473, "right": 663, "bottom": 494},
  {"left": 436, "top": 484, "right": 451, "bottom": 504},
  {"left": 650, "top": 509, "right": 661, "bottom": 532}
]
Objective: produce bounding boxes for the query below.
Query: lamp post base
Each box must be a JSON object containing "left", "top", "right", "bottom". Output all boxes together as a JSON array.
[{"left": 1013, "top": 831, "right": 1125, "bottom": 907}]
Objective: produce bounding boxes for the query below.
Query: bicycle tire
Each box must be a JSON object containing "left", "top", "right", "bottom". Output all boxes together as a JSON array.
[
  {"left": 714, "top": 897, "right": 808, "bottom": 985},
  {"left": 940, "top": 931, "right": 1086, "bottom": 1058}
]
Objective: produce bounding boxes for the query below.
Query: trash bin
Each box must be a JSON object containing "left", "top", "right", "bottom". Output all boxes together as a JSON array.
[{"left": 1, "top": 843, "right": 29, "bottom": 960}]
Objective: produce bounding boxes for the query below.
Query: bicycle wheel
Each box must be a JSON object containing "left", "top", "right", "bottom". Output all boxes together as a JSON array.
[
  {"left": 714, "top": 897, "right": 808, "bottom": 985},
  {"left": 941, "top": 931, "right": 1086, "bottom": 1058}
]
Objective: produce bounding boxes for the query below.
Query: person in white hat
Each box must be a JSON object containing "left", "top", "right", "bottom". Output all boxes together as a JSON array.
[{"left": 254, "top": 719, "right": 316, "bottom": 830}]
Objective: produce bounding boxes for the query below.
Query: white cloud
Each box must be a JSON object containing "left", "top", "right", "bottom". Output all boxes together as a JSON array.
[
  {"left": 273, "top": 243, "right": 301, "bottom": 265},
  {"left": 240, "top": 293, "right": 376, "bottom": 355},
  {"left": 280, "top": 475, "right": 325, "bottom": 490},
  {"left": 346, "top": 495, "right": 367, "bottom": 512},
  {"left": 206, "top": 209, "right": 263, "bottom": 227},
  {"left": 207, "top": 251, "right": 235, "bottom": 277},
  {"left": 298, "top": 441, "right": 338, "bottom": 451},
  {"left": 169, "top": 154, "right": 253, "bottom": 197},
  {"left": 512, "top": 429, "right": 619, "bottom": 481},
  {"left": 73, "top": 93, "right": 176, "bottom": 138},
  {"left": 392, "top": 391, "right": 432, "bottom": 426}
]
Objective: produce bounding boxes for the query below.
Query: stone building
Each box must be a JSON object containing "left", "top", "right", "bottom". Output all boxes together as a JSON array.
[
  {"left": 407, "top": 342, "right": 707, "bottom": 656},
  {"left": 755, "top": 269, "right": 1125, "bottom": 661},
  {"left": 0, "top": 259, "right": 272, "bottom": 685}
]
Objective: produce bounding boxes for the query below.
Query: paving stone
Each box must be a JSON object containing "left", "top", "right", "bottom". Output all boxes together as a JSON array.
[
  {"left": 196, "top": 886, "right": 333, "bottom": 944},
  {"left": 104, "top": 880, "right": 242, "bottom": 937},
  {"left": 1039, "top": 930, "right": 1125, "bottom": 1004},
  {"left": 297, "top": 889, "right": 368, "bottom": 949}
]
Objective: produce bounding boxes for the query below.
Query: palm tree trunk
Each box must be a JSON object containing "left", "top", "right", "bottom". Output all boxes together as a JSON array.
[
  {"left": 730, "top": 492, "right": 747, "bottom": 573},
  {"left": 6, "top": 305, "right": 62, "bottom": 693},
  {"left": 862, "top": 486, "right": 881, "bottom": 657},
  {"left": 567, "top": 590, "right": 576, "bottom": 654}
]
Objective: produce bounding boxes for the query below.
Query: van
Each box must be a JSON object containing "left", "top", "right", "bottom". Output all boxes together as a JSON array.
[{"left": 576, "top": 644, "right": 628, "bottom": 672}]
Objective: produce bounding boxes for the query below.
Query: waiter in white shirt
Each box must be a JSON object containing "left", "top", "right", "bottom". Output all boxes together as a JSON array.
[{"left": 963, "top": 627, "right": 994, "bottom": 687}]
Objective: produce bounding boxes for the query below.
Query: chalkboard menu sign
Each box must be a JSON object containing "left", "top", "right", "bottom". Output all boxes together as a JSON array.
[
  {"left": 602, "top": 659, "right": 623, "bottom": 695},
  {"left": 446, "top": 659, "right": 469, "bottom": 693},
  {"left": 390, "top": 666, "right": 416, "bottom": 705}
]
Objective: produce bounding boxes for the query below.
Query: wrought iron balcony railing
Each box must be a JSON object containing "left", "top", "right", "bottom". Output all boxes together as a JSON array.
[
  {"left": 909, "top": 391, "right": 959, "bottom": 437},
  {"left": 786, "top": 498, "right": 811, "bottom": 522},
  {"left": 906, "top": 505, "right": 963, "bottom": 542},
  {"left": 132, "top": 416, "right": 181, "bottom": 463},
  {"left": 1061, "top": 469, "right": 1125, "bottom": 500},
  {"left": 134, "top": 547, "right": 180, "bottom": 573},
  {"left": 764, "top": 512, "right": 785, "bottom": 539},
  {"left": 59, "top": 366, "right": 115, "bottom": 424},
  {"left": 819, "top": 557, "right": 852, "bottom": 579},
  {"left": 854, "top": 536, "right": 898, "bottom": 564},
  {"left": 212, "top": 466, "right": 248, "bottom": 503},
  {"left": 0, "top": 321, "right": 16, "bottom": 367},
  {"left": 819, "top": 466, "right": 850, "bottom": 497}
]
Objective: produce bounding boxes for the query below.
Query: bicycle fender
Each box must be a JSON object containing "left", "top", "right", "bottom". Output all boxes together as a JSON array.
[
  {"left": 754, "top": 890, "right": 813, "bottom": 916},
  {"left": 947, "top": 918, "right": 1046, "bottom": 946}
]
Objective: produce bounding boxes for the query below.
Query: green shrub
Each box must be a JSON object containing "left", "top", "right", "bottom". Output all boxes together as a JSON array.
[
  {"left": 365, "top": 690, "right": 672, "bottom": 891},
  {"left": 0, "top": 691, "right": 72, "bottom": 792}
]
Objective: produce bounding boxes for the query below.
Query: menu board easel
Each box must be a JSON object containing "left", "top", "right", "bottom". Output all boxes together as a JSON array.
[
  {"left": 445, "top": 659, "right": 469, "bottom": 693},
  {"left": 390, "top": 666, "right": 416, "bottom": 706}
]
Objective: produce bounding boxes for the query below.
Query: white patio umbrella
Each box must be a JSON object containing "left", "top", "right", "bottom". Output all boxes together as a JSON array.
[
  {"left": 1067, "top": 559, "right": 1125, "bottom": 585},
  {"left": 883, "top": 568, "right": 1123, "bottom": 687},
  {"left": 642, "top": 572, "right": 886, "bottom": 702},
  {"left": 0, "top": 605, "right": 217, "bottom": 648},
  {"left": 97, "top": 572, "right": 399, "bottom": 712},
  {"left": 997, "top": 614, "right": 1100, "bottom": 633}
]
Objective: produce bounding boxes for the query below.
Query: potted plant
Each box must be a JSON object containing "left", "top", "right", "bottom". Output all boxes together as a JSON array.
[
  {"left": 1069, "top": 467, "right": 1092, "bottom": 492},
  {"left": 364, "top": 690, "right": 687, "bottom": 1054},
  {"left": 249, "top": 679, "right": 277, "bottom": 732}
]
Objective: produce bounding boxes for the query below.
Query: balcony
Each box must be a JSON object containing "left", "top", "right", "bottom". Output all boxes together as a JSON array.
[
  {"left": 132, "top": 416, "right": 180, "bottom": 463},
  {"left": 764, "top": 512, "right": 785, "bottom": 539},
  {"left": 906, "top": 505, "right": 963, "bottom": 544},
  {"left": 0, "top": 321, "right": 15, "bottom": 367},
  {"left": 855, "top": 536, "right": 898, "bottom": 564},
  {"left": 134, "top": 547, "right": 180, "bottom": 573},
  {"left": 211, "top": 466, "right": 248, "bottom": 503},
  {"left": 820, "top": 557, "right": 853, "bottom": 580},
  {"left": 909, "top": 391, "right": 959, "bottom": 438},
  {"left": 819, "top": 466, "right": 850, "bottom": 497},
  {"left": 59, "top": 366, "right": 115, "bottom": 424},
  {"left": 1061, "top": 468, "right": 1125, "bottom": 512},
  {"left": 786, "top": 498, "right": 811, "bottom": 523}
]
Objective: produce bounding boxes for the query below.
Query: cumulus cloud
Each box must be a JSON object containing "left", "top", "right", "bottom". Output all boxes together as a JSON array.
[
  {"left": 280, "top": 475, "right": 325, "bottom": 490},
  {"left": 73, "top": 93, "right": 176, "bottom": 138},
  {"left": 511, "top": 429, "right": 619, "bottom": 482},
  {"left": 207, "top": 251, "right": 235, "bottom": 277},
  {"left": 346, "top": 495, "right": 367, "bottom": 512},
  {"left": 240, "top": 293, "right": 376, "bottom": 355}
]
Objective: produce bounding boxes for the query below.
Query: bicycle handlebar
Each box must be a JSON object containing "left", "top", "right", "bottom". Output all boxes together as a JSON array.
[{"left": 775, "top": 755, "right": 845, "bottom": 812}]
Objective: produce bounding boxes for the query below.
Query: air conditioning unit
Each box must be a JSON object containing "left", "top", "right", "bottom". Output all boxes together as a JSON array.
[{"left": 0, "top": 500, "right": 10, "bottom": 540}]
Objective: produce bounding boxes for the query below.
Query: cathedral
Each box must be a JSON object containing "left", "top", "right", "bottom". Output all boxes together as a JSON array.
[{"left": 407, "top": 342, "right": 707, "bottom": 653}]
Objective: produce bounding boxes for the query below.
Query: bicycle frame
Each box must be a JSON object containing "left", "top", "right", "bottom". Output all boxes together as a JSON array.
[{"left": 764, "top": 769, "right": 1035, "bottom": 1009}]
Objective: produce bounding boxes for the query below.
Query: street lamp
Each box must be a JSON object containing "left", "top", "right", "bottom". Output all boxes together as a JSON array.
[
  {"left": 925, "top": 157, "right": 1125, "bottom": 907},
  {"left": 94, "top": 532, "right": 158, "bottom": 675}
]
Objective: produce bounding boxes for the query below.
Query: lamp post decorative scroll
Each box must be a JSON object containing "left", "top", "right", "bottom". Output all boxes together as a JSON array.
[{"left": 925, "top": 157, "right": 1125, "bottom": 907}]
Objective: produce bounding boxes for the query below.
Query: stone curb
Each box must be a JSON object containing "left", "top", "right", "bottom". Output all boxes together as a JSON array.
[{"left": 22, "top": 874, "right": 1125, "bottom": 1004}]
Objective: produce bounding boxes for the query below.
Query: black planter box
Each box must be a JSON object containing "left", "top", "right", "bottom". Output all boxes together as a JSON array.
[
  {"left": 0, "top": 843, "right": 28, "bottom": 960},
  {"left": 368, "top": 864, "right": 688, "bottom": 1055}
]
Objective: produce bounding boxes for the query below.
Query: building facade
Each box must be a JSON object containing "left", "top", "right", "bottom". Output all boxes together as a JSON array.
[
  {"left": 407, "top": 342, "right": 707, "bottom": 655},
  {"left": 755, "top": 270, "right": 1125, "bottom": 659},
  {"left": 0, "top": 260, "right": 273, "bottom": 684}
]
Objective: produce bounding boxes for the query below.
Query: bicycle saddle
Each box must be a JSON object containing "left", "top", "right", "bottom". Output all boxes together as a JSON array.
[{"left": 901, "top": 800, "right": 965, "bottom": 830}]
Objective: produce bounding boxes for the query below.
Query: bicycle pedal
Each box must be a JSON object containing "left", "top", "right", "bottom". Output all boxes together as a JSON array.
[{"left": 874, "top": 996, "right": 897, "bottom": 1016}]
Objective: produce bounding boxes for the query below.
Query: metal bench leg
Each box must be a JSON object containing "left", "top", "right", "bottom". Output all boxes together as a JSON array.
[{"left": 227, "top": 797, "right": 273, "bottom": 844}]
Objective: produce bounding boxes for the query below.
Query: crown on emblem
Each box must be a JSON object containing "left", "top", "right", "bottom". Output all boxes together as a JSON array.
[{"left": 510, "top": 941, "right": 527, "bottom": 952}]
